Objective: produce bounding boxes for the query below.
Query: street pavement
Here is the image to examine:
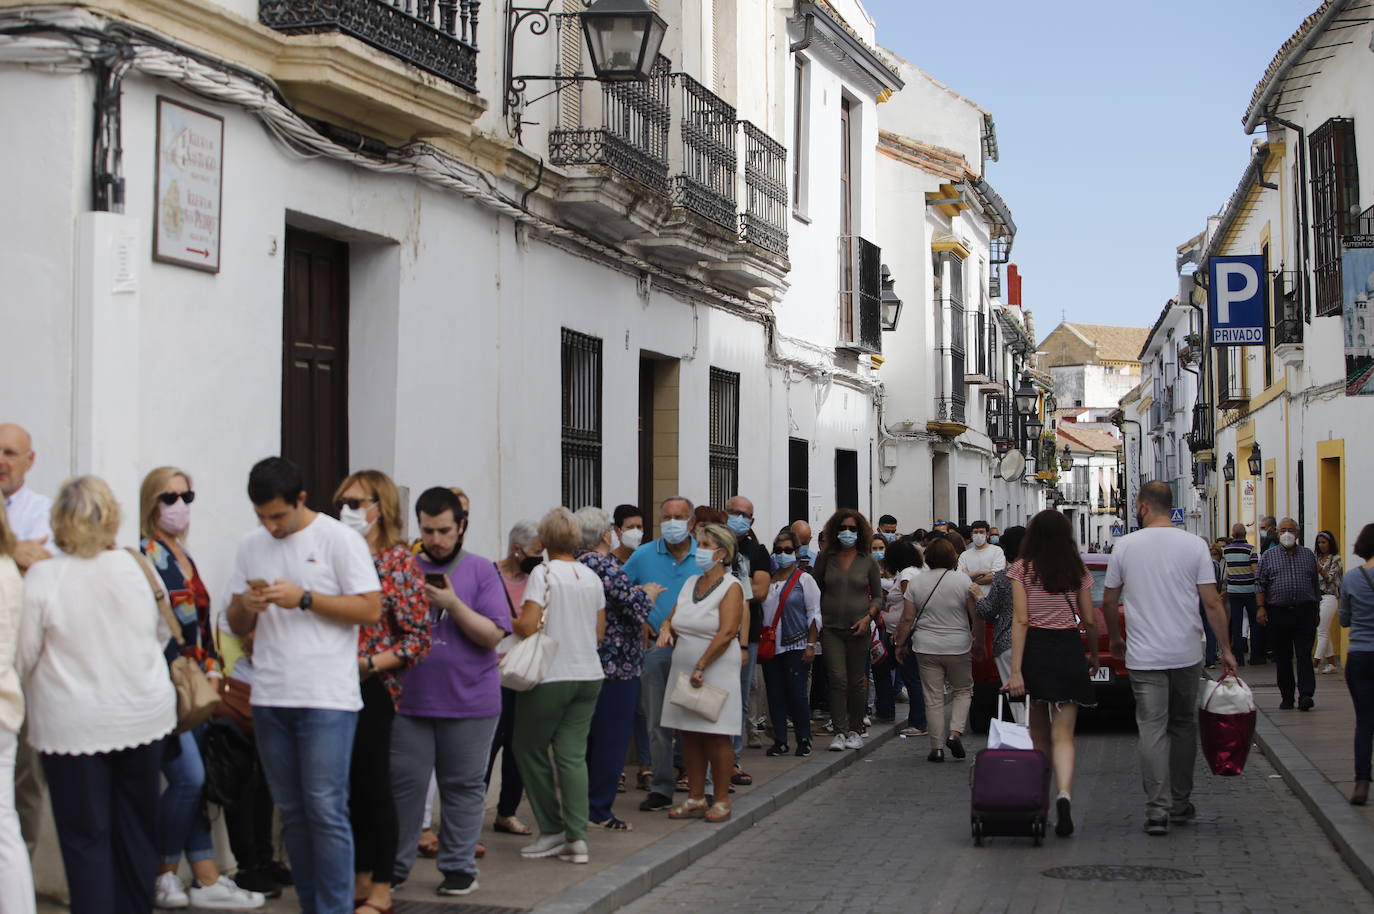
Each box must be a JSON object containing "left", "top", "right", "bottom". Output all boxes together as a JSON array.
[{"left": 617, "top": 717, "right": 1374, "bottom": 914}]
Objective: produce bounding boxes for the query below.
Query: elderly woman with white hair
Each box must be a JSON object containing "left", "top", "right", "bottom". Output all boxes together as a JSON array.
[
  {"left": 17, "top": 476, "right": 176, "bottom": 914},
  {"left": 575, "top": 506, "right": 654, "bottom": 830}
]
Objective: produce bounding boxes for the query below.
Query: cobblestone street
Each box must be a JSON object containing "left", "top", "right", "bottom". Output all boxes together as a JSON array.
[{"left": 619, "top": 720, "right": 1374, "bottom": 914}]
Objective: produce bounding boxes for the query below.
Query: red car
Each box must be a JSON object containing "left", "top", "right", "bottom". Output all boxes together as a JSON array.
[{"left": 968, "top": 553, "right": 1132, "bottom": 732}]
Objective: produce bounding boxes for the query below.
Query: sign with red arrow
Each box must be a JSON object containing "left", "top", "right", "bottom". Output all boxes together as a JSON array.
[{"left": 153, "top": 97, "right": 223, "bottom": 273}]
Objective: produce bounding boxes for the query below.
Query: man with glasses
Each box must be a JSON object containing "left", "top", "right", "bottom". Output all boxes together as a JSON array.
[{"left": 727, "top": 496, "right": 772, "bottom": 768}]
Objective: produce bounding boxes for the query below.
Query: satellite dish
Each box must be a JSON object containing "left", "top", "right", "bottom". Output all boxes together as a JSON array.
[{"left": 999, "top": 449, "right": 1026, "bottom": 482}]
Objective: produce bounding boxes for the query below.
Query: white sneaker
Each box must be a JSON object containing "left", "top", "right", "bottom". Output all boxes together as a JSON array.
[
  {"left": 188, "top": 876, "right": 265, "bottom": 909},
  {"left": 558, "top": 839, "right": 589, "bottom": 864},
  {"left": 155, "top": 873, "right": 189, "bottom": 909},
  {"left": 828, "top": 734, "right": 847, "bottom": 752},
  {"left": 521, "top": 831, "right": 568, "bottom": 858},
  {"left": 845, "top": 731, "right": 864, "bottom": 750}
]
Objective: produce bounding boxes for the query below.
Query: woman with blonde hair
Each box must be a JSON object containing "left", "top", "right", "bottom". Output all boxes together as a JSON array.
[
  {"left": 0, "top": 501, "right": 34, "bottom": 914},
  {"left": 333, "top": 470, "right": 432, "bottom": 914},
  {"left": 658, "top": 523, "right": 745, "bottom": 823},
  {"left": 17, "top": 476, "right": 176, "bottom": 914},
  {"left": 139, "top": 466, "right": 265, "bottom": 909}
]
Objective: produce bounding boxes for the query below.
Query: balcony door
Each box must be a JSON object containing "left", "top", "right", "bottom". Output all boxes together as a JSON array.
[{"left": 282, "top": 228, "right": 349, "bottom": 514}]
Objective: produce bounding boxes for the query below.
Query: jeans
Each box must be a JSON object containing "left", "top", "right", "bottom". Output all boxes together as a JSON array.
[
  {"left": 0, "top": 729, "right": 35, "bottom": 914},
  {"left": 254, "top": 706, "right": 358, "bottom": 914},
  {"left": 586, "top": 677, "right": 640, "bottom": 823},
  {"left": 874, "top": 632, "right": 927, "bottom": 728},
  {"left": 1201, "top": 604, "right": 1218, "bottom": 666},
  {"left": 1229, "top": 593, "right": 1263, "bottom": 662},
  {"left": 632, "top": 702, "right": 651, "bottom": 767},
  {"left": 514, "top": 680, "right": 602, "bottom": 842},
  {"left": 916, "top": 652, "right": 973, "bottom": 748},
  {"left": 484, "top": 687, "right": 524, "bottom": 819},
  {"left": 821, "top": 628, "right": 869, "bottom": 734},
  {"left": 761, "top": 650, "right": 812, "bottom": 746},
  {"left": 733, "top": 643, "right": 759, "bottom": 759},
  {"left": 1129, "top": 664, "right": 1202, "bottom": 819},
  {"left": 157, "top": 726, "right": 215, "bottom": 866},
  {"left": 43, "top": 737, "right": 166, "bottom": 914},
  {"left": 640, "top": 646, "right": 676, "bottom": 798},
  {"left": 1268, "top": 602, "right": 1319, "bottom": 702},
  {"left": 391, "top": 713, "right": 499, "bottom": 880},
  {"left": 1347, "top": 652, "right": 1374, "bottom": 782},
  {"left": 349, "top": 677, "right": 397, "bottom": 883}
]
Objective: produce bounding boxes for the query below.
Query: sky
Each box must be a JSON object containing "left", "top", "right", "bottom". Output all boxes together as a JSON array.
[{"left": 862, "top": 0, "right": 1322, "bottom": 336}]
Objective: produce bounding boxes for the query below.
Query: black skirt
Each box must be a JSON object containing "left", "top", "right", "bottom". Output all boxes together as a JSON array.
[{"left": 1021, "top": 627, "right": 1097, "bottom": 707}]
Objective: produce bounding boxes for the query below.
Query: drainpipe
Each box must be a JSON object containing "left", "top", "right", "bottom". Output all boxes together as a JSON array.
[
  {"left": 789, "top": 13, "right": 815, "bottom": 52},
  {"left": 1268, "top": 113, "right": 1311, "bottom": 322}
]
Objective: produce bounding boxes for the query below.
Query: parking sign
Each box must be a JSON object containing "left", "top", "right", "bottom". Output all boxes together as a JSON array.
[{"left": 1209, "top": 255, "right": 1267, "bottom": 346}]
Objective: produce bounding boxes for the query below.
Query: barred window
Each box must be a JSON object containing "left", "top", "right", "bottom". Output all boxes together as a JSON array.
[
  {"left": 1310, "top": 117, "right": 1359, "bottom": 316},
  {"left": 708, "top": 367, "right": 740, "bottom": 509},
  {"left": 561, "top": 329, "right": 602, "bottom": 510}
]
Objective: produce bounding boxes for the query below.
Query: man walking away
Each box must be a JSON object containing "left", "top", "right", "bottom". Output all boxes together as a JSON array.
[
  {"left": 1223, "top": 524, "right": 1263, "bottom": 665},
  {"left": 1256, "top": 517, "right": 1322, "bottom": 711},
  {"left": 1102, "top": 481, "right": 1235, "bottom": 836}
]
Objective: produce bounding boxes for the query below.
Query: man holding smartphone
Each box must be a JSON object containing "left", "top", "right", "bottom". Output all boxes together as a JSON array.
[{"left": 226, "top": 457, "right": 382, "bottom": 914}]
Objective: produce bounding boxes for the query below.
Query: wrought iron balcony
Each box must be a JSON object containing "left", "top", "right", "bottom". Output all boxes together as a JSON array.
[
  {"left": 549, "top": 56, "right": 672, "bottom": 195},
  {"left": 739, "top": 121, "right": 787, "bottom": 256},
  {"left": 670, "top": 73, "right": 738, "bottom": 230},
  {"left": 1275, "top": 316, "right": 1304, "bottom": 346},
  {"left": 259, "top": 0, "right": 480, "bottom": 91},
  {"left": 1185, "top": 405, "right": 1214, "bottom": 453},
  {"left": 838, "top": 236, "right": 882, "bottom": 354},
  {"left": 934, "top": 396, "right": 967, "bottom": 426}
]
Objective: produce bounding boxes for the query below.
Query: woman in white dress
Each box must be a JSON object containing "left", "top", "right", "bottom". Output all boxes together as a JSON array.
[{"left": 657, "top": 523, "right": 745, "bottom": 823}]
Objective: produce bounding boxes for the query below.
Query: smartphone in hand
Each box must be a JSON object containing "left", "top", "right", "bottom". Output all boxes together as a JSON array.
[
  {"left": 425, "top": 573, "right": 449, "bottom": 589},
  {"left": 246, "top": 578, "right": 269, "bottom": 590}
]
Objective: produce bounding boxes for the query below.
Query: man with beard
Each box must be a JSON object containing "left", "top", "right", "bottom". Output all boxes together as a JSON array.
[{"left": 389, "top": 487, "right": 509, "bottom": 896}]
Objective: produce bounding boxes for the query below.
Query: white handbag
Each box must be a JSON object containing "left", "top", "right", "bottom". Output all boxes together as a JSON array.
[
  {"left": 987, "top": 693, "right": 1034, "bottom": 751},
  {"left": 498, "top": 575, "right": 559, "bottom": 692},
  {"left": 669, "top": 672, "right": 729, "bottom": 723}
]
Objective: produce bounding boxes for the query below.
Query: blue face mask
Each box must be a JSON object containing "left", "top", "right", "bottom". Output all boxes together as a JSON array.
[
  {"left": 883, "top": 532, "right": 896, "bottom": 542},
  {"left": 661, "top": 519, "right": 690, "bottom": 545},
  {"left": 727, "top": 514, "right": 751, "bottom": 536},
  {"left": 799, "top": 545, "right": 814, "bottom": 562},
  {"left": 872, "top": 551, "right": 885, "bottom": 562},
  {"left": 695, "top": 547, "right": 719, "bottom": 571},
  {"left": 837, "top": 530, "right": 858, "bottom": 548},
  {"left": 774, "top": 551, "right": 797, "bottom": 568},
  {"left": 989, "top": 535, "right": 1000, "bottom": 545}
]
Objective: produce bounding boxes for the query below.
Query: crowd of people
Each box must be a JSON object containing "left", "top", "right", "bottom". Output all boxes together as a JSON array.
[{"left": 3, "top": 418, "right": 1374, "bottom": 913}]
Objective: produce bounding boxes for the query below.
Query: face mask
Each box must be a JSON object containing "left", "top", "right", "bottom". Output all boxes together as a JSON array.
[
  {"left": 610, "top": 530, "right": 620, "bottom": 551},
  {"left": 727, "top": 514, "right": 751, "bottom": 536},
  {"left": 695, "top": 547, "right": 719, "bottom": 571},
  {"left": 774, "top": 552, "right": 797, "bottom": 568},
  {"left": 837, "top": 530, "right": 858, "bottom": 548},
  {"left": 423, "top": 536, "right": 463, "bottom": 567},
  {"left": 621, "top": 528, "right": 644, "bottom": 550},
  {"left": 971, "top": 533, "right": 987, "bottom": 547},
  {"left": 799, "top": 545, "right": 814, "bottom": 561},
  {"left": 159, "top": 500, "right": 191, "bottom": 536},
  {"left": 883, "top": 532, "right": 896, "bottom": 542},
  {"left": 662, "top": 519, "right": 690, "bottom": 545},
  {"left": 339, "top": 505, "right": 375, "bottom": 538},
  {"left": 872, "top": 551, "right": 885, "bottom": 562},
  {"left": 989, "top": 535, "right": 1000, "bottom": 545},
  {"left": 519, "top": 555, "right": 544, "bottom": 574},
  {"left": 1280, "top": 532, "right": 1298, "bottom": 548}
]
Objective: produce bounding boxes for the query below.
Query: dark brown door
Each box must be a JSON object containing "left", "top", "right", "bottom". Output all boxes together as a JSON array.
[
  {"left": 638, "top": 355, "right": 655, "bottom": 519},
  {"left": 282, "top": 228, "right": 349, "bottom": 514}
]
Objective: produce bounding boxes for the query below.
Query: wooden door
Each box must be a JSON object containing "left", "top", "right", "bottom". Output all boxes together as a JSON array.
[{"left": 282, "top": 228, "right": 349, "bottom": 514}]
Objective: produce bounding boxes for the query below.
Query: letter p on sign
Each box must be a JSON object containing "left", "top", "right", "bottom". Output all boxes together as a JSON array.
[
  {"left": 1214, "top": 262, "right": 1257, "bottom": 323},
  {"left": 1208, "top": 254, "right": 1267, "bottom": 347}
]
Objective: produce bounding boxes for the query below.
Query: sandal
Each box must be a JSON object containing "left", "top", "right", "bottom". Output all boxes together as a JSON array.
[
  {"left": 637, "top": 768, "right": 652, "bottom": 791},
  {"left": 475, "top": 842, "right": 485, "bottom": 858},
  {"left": 667, "top": 797, "right": 708, "bottom": 819},
  {"left": 730, "top": 768, "right": 752, "bottom": 786},
  {"left": 705, "top": 801, "right": 732, "bottom": 823},
  {"left": 618, "top": 772, "right": 627, "bottom": 793},
  {"left": 493, "top": 815, "right": 532, "bottom": 835},
  {"left": 593, "top": 815, "right": 634, "bottom": 831},
  {"left": 674, "top": 774, "right": 690, "bottom": 793},
  {"left": 416, "top": 828, "right": 439, "bottom": 858}
]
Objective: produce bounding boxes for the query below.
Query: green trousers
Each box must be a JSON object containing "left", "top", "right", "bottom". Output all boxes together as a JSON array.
[{"left": 513, "top": 679, "right": 603, "bottom": 841}]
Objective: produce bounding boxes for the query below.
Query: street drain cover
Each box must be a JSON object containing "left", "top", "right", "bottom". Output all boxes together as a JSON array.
[{"left": 1043, "top": 864, "right": 1201, "bottom": 882}]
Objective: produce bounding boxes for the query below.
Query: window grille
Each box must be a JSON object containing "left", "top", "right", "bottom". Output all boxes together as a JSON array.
[{"left": 561, "top": 329, "right": 602, "bottom": 510}]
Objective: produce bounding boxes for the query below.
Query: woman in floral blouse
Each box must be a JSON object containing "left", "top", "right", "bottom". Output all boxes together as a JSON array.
[
  {"left": 333, "top": 470, "right": 431, "bottom": 914},
  {"left": 575, "top": 507, "right": 655, "bottom": 831},
  {"left": 1315, "top": 530, "right": 1345, "bottom": 675}
]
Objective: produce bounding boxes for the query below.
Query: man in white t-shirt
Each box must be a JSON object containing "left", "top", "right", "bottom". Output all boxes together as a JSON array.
[
  {"left": 1102, "top": 481, "right": 1234, "bottom": 837},
  {"left": 226, "top": 457, "right": 381, "bottom": 914},
  {"left": 957, "top": 520, "right": 1006, "bottom": 597}
]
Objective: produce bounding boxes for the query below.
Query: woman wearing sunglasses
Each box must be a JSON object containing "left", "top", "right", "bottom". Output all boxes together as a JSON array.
[
  {"left": 811, "top": 509, "right": 883, "bottom": 752},
  {"left": 759, "top": 530, "right": 820, "bottom": 757},
  {"left": 138, "top": 467, "right": 266, "bottom": 909}
]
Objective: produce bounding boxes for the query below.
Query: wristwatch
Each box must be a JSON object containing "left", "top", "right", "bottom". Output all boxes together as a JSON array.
[{"left": 299, "top": 590, "right": 313, "bottom": 612}]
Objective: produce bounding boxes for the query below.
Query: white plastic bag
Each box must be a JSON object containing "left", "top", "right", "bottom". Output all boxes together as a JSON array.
[
  {"left": 1196, "top": 673, "right": 1255, "bottom": 715},
  {"left": 987, "top": 693, "right": 1034, "bottom": 750}
]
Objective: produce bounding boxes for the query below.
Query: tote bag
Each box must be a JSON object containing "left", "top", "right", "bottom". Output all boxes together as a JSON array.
[
  {"left": 499, "top": 570, "right": 560, "bottom": 691},
  {"left": 987, "top": 693, "right": 1034, "bottom": 751}
]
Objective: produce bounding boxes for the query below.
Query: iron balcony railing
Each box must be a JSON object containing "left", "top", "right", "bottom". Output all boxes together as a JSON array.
[
  {"left": 739, "top": 121, "right": 787, "bottom": 256},
  {"left": 550, "top": 55, "right": 672, "bottom": 195},
  {"left": 1276, "top": 316, "right": 1304, "bottom": 345},
  {"left": 1185, "top": 405, "right": 1214, "bottom": 453},
  {"left": 934, "top": 396, "right": 967, "bottom": 426},
  {"left": 671, "top": 73, "right": 738, "bottom": 230},
  {"left": 259, "top": 0, "right": 479, "bottom": 91},
  {"left": 838, "top": 235, "right": 882, "bottom": 353}
]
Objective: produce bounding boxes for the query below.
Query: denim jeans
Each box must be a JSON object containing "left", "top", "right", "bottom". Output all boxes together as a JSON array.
[
  {"left": 157, "top": 726, "right": 215, "bottom": 866},
  {"left": 640, "top": 646, "right": 676, "bottom": 797},
  {"left": 1229, "top": 593, "right": 1263, "bottom": 662},
  {"left": 1347, "top": 651, "right": 1374, "bottom": 782},
  {"left": 587, "top": 678, "right": 640, "bottom": 823},
  {"left": 253, "top": 706, "right": 358, "bottom": 914},
  {"left": 873, "top": 631, "right": 926, "bottom": 728},
  {"left": 733, "top": 643, "right": 759, "bottom": 759},
  {"left": 761, "top": 649, "right": 812, "bottom": 746},
  {"left": 1129, "top": 664, "right": 1201, "bottom": 819},
  {"left": 1201, "top": 604, "right": 1218, "bottom": 666}
]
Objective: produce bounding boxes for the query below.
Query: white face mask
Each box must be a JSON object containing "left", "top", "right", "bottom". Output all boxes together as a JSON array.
[
  {"left": 1280, "top": 532, "right": 1298, "bottom": 548},
  {"left": 340, "top": 505, "right": 375, "bottom": 538},
  {"left": 620, "top": 528, "right": 644, "bottom": 550},
  {"left": 610, "top": 530, "right": 621, "bottom": 551},
  {"left": 971, "top": 533, "right": 987, "bottom": 547}
]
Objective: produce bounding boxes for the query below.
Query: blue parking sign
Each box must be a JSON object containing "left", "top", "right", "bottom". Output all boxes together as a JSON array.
[{"left": 1209, "top": 255, "right": 1267, "bottom": 346}]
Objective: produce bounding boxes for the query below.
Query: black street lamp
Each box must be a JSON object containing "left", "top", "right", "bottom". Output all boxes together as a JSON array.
[
  {"left": 580, "top": 0, "right": 668, "bottom": 81},
  {"left": 1059, "top": 445, "right": 1074, "bottom": 471},
  {"left": 1247, "top": 442, "right": 1262, "bottom": 477},
  {"left": 1222, "top": 452, "right": 1236, "bottom": 482},
  {"left": 880, "top": 265, "right": 903, "bottom": 331},
  {"left": 1013, "top": 372, "right": 1037, "bottom": 416}
]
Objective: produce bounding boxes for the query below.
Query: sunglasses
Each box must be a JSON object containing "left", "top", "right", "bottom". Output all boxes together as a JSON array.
[
  {"left": 336, "top": 497, "right": 378, "bottom": 511},
  {"left": 773, "top": 546, "right": 796, "bottom": 554},
  {"left": 157, "top": 491, "right": 196, "bottom": 505}
]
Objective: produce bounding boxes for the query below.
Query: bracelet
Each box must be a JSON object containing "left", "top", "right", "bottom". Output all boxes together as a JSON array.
[{"left": 366, "top": 654, "right": 376, "bottom": 672}]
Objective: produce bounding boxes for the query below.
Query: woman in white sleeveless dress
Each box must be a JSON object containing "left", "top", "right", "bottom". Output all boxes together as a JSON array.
[{"left": 658, "top": 523, "right": 745, "bottom": 822}]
